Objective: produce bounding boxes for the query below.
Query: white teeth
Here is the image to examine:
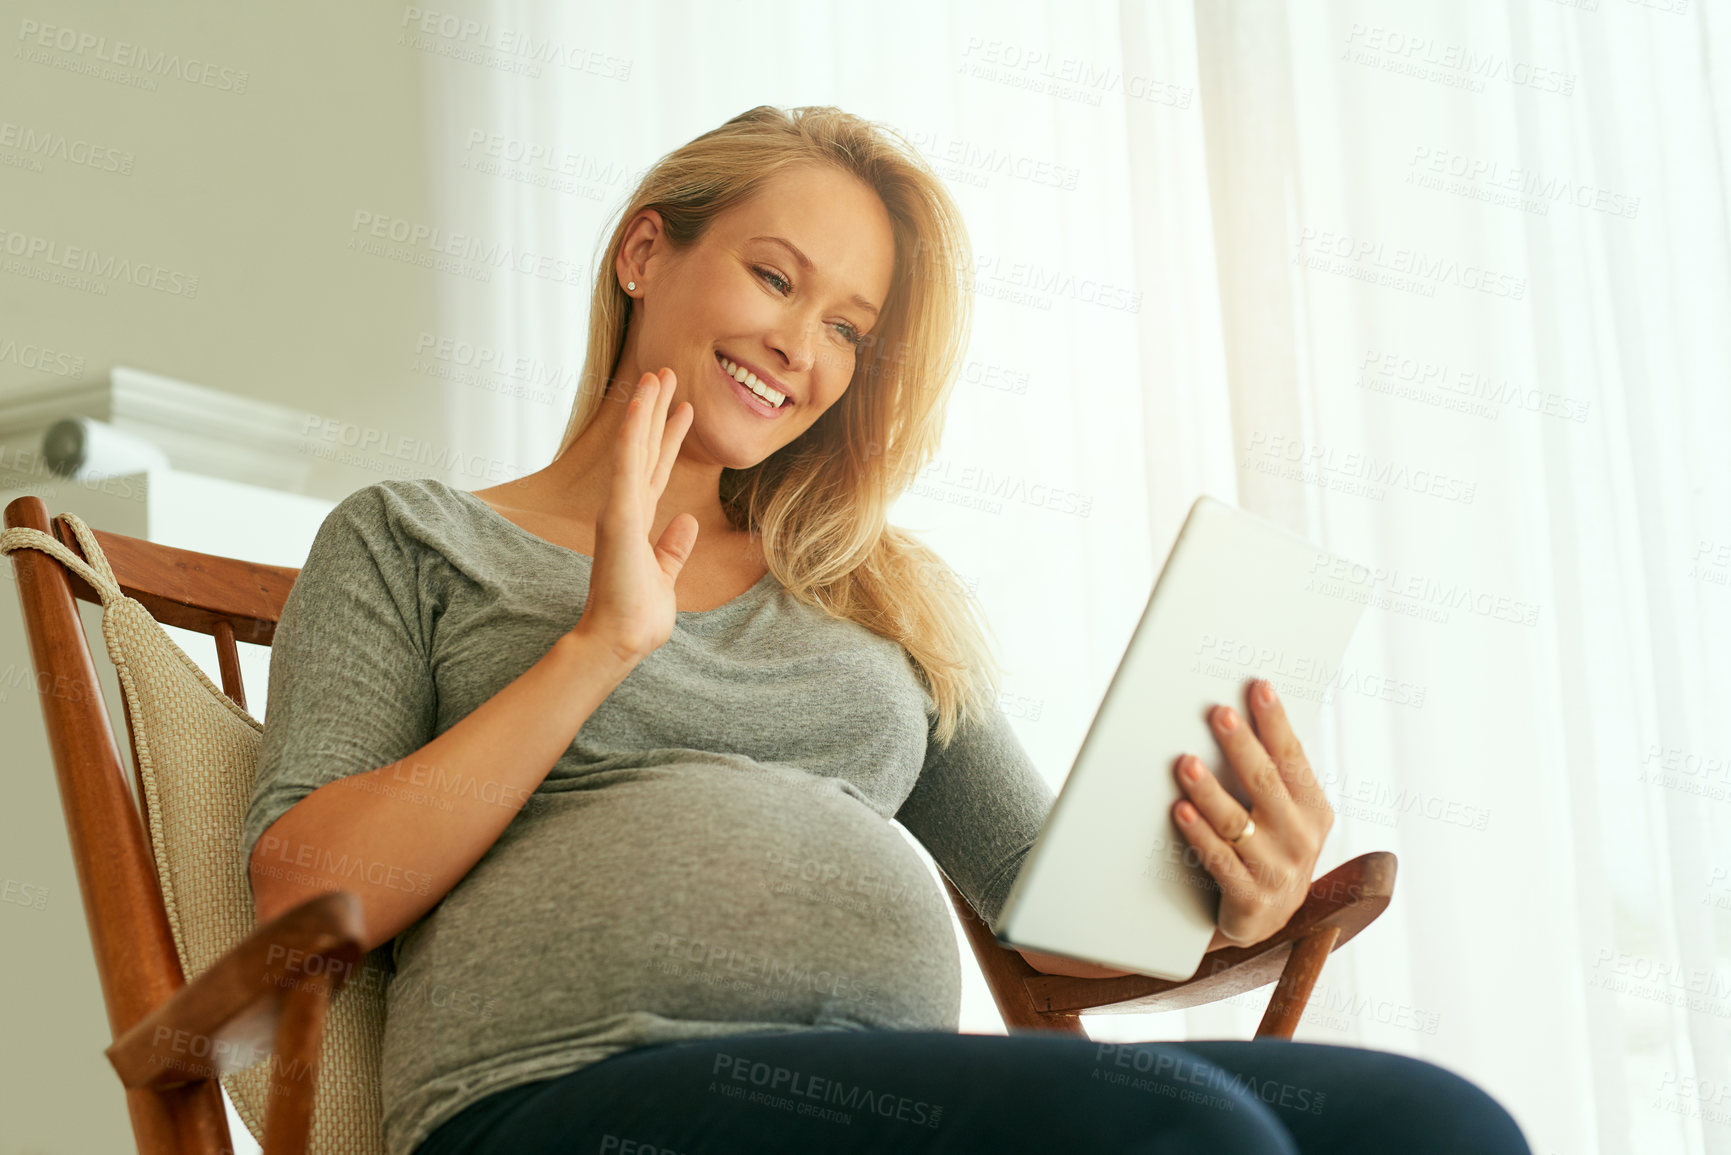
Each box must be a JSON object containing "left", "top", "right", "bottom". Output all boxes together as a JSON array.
[{"left": 719, "top": 354, "right": 786, "bottom": 408}]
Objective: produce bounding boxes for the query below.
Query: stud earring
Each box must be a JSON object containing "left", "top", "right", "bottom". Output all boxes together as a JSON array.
[{"left": 626, "top": 281, "right": 636, "bottom": 292}]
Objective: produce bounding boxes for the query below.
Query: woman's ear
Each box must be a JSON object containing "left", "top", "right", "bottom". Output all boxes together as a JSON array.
[{"left": 615, "top": 208, "right": 667, "bottom": 293}]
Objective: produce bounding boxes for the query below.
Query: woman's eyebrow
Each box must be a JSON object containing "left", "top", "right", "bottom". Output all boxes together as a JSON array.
[{"left": 748, "top": 234, "right": 881, "bottom": 318}]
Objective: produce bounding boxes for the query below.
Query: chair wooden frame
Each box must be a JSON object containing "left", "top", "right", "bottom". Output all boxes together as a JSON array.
[{"left": 5, "top": 493, "right": 1396, "bottom": 1155}]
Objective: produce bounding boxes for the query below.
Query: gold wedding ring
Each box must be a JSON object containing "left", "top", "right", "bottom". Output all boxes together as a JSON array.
[{"left": 1230, "top": 816, "right": 1256, "bottom": 845}]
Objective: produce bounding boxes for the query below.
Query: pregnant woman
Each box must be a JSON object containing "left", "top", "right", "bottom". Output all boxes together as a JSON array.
[{"left": 242, "top": 105, "right": 1529, "bottom": 1155}]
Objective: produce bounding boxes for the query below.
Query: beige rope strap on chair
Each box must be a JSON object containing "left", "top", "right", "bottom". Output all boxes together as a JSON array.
[{"left": 2, "top": 514, "right": 393, "bottom": 1155}]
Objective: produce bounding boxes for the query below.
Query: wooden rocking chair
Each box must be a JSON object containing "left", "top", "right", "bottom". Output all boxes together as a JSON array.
[{"left": 2, "top": 493, "right": 1396, "bottom": 1154}]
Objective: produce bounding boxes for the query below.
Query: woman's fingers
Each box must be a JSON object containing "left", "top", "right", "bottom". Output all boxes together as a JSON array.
[
  {"left": 619, "top": 373, "right": 654, "bottom": 464},
  {"left": 1172, "top": 683, "right": 1335, "bottom": 947},
  {"left": 1170, "top": 798, "right": 1263, "bottom": 943},
  {"left": 648, "top": 369, "right": 687, "bottom": 499},
  {"left": 601, "top": 375, "right": 652, "bottom": 544},
  {"left": 636, "top": 372, "right": 663, "bottom": 480},
  {"left": 652, "top": 402, "right": 692, "bottom": 501},
  {"left": 1209, "top": 700, "right": 1299, "bottom": 832},
  {"left": 1248, "top": 681, "right": 1328, "bottom": 823},
  {"left": 644, "top": 367, "right": 675, "bottom": 484},
  {"left": 1173, "top": 755, "right": 1271, "bottom": 868},
  {"left": 1173, "top": 754, "right": 1297, "bottom": 934},
  {"left": 627, "top": 373, "right": 663, "bottom": 498}
]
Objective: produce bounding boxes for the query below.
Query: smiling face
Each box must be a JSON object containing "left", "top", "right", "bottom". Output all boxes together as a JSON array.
[{"left": 614, "top": 162, "right": 896, "bottom": 471}]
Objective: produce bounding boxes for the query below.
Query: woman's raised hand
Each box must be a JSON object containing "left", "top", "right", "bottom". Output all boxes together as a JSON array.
[
  {"left": 1171, "top": 680, "right": 1333, "bottom": 948},
  {"left": 574, "top": 369, "right": 699, "bottom": 666}
]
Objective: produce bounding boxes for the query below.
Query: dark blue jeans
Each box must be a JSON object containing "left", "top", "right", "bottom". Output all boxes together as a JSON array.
[{"left": 412, "top": 1029, "right": 1531, "bottom": 1154}]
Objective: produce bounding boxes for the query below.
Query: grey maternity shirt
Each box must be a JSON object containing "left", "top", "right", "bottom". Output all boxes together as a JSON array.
[{"left": 239, "top": 478, "right": 1057, "bottom": 1155}]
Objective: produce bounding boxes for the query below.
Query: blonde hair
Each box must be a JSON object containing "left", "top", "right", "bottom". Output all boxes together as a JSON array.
[{"left": 554, "top": 104, "right": 1001, "bottom": 746}]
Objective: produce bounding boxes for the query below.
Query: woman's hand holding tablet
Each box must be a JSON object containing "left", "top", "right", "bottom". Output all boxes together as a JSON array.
[
  {"left": 1173, "top": 678, "right": 1335, "bottom": 948},
  {"left": 992, "top": 495, "right": 1367, "bottom": 982}
]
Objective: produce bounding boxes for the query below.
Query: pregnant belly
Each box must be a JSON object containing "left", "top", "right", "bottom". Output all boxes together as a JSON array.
[{"left": 385, "top": 762, "right": 963, "bottom": 1058}]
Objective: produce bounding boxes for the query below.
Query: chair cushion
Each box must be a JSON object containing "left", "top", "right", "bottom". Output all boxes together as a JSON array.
[{"left": 3, "top": 515, "right": 392, "bottom": 1155}]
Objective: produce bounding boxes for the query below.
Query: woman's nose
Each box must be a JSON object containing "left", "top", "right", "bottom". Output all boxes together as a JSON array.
[{"left": 769, "top": 319, "right": 818, "bottom": 374}]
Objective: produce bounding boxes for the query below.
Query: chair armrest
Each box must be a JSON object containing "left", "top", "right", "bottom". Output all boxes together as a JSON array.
[
  {"left": 105, "top": 890, "right": 365, "bottom": 1090},
  {"left": 1024, "top": 851, "right": 1397, "bottom": 1017}
]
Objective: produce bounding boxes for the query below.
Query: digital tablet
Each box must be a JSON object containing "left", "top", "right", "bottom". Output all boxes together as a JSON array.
[{"left": 992, "top": 495, "right": 1370, "bottom": 982}]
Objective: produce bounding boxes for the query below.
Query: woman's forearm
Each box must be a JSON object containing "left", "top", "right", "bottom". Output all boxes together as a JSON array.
[{"left": 248, "top": 625, "right": 638, "bottom": 952}]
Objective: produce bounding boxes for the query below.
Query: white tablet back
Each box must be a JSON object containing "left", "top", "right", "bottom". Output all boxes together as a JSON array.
[{"left": 994, "top": 495, "right": 1368, "bottom": 981}]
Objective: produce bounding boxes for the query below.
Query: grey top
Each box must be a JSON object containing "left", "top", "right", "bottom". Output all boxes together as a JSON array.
[{"left": 240, "top": 478, "right": 1055, "bottom": 1155}]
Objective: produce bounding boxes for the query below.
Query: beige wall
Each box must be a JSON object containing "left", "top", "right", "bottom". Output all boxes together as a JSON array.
[
  {"left": 0, "top": 1, "right": 443, "bottom": 504},
  {"left": 1, "top": 5, "right": 441, "bottom": 1151}
]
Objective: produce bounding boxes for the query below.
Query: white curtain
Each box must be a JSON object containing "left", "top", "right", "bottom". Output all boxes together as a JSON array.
[{"left": 421, "top": 2, "right": 1731, "bottom": 1151}]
